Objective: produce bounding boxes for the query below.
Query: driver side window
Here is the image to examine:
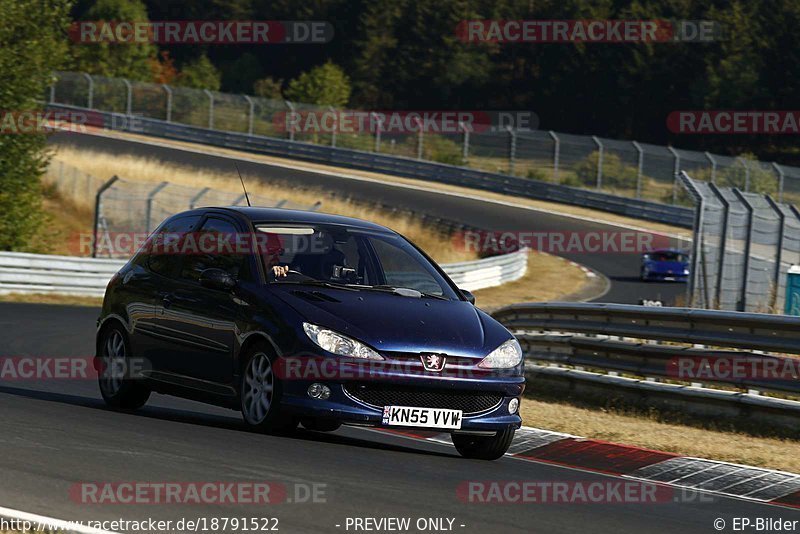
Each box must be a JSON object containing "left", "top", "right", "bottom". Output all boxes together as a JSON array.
[{"left": 179, "top": 218, "right": 245, "bottom": 284}]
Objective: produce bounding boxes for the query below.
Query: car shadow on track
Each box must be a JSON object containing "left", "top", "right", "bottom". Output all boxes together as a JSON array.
[{"left": 0, "top": 384, "right": 457, "bottom": 459}]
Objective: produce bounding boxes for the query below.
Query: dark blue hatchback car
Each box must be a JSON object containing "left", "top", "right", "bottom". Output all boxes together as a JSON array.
[
  {"left": 640, "top": 248, "right": 690, "bottom": 282},
  {"left": 96, "top": 207, "right": 525, "bottom": 460}
]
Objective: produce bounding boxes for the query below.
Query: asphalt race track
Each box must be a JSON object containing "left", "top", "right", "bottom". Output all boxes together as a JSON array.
[
  {"left": 1, "top": 302, "right": 799, "bottom": 533},
  {"left": 0, "top": 133, "right": 755, "bottom": 533},
  {"left": 49, "top": 132, "right": 687, "bottom": 306}
]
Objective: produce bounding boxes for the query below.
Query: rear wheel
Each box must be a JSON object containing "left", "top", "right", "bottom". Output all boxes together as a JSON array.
[
  {"left": 453, "top": 428, "right": 515, "bottom": 460},
  {"left": 240, "top": 345, "right": 296, "bottom": 433},
  {"left": 98, "top": 326, "right": 150, "bottom": 410}
]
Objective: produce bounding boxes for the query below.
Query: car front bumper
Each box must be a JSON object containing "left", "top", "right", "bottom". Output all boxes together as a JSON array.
[{"left": 279, "top": 372, "right": 525, "bottom": 433}]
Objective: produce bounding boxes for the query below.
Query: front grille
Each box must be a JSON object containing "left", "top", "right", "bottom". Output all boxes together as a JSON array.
[{"left": 344, "top": 383, "right": 503, "bottom": 415}]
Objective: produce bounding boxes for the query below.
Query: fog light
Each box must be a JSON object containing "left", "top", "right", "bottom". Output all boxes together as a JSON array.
[
  {"left": 508, "top": 398, "right": 520, "bottom": 414},
  {"left": 308, "top": 383, "right": 331, "bottom": 400}
]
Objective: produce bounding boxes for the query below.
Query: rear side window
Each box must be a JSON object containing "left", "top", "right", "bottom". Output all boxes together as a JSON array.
[
  {"left": 179, "top": 218, "right": 246, "bottom": 283},
  {"left": 144, "top": 215, "right": 202, "bottom": 278}
]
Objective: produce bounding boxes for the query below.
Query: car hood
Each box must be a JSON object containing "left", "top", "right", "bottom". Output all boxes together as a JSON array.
[{"left": 268, "top": 285, "right": 510, "bottom": 359}]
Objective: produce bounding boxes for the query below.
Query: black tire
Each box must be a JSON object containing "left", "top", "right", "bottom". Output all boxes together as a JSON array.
[
  {"left": 97, "top": 325, "right": 150, "bottom": 410},
  {"left": 453, "top": 428, "right": 515, "bottom": 460},
  {"left": 300, "top": 418, "right": 342, "bottom": 432},
  {"left": 239, "top": 343, "right": 296, "bottom": 433}
]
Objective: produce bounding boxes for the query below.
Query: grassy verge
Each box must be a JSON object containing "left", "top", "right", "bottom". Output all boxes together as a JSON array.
[
  {"left": 473, "top": 252, "right": 595, "bottom": 309},
  {"left": 520, "top": 392, "right": 800, "bottom": 473},
  {"left": 49, "top": 145, "right": 475, "bottom": 263},
  {"left": 70, "top": 129, "right": 693, "bottom": 240}
]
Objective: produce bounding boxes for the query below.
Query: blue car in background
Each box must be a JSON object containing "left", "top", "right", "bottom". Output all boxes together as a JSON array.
[
  {"left": 96, "top": 207, "right": 525, "bottom": 460},
  {"left": 640, "top": 249, "right": 690, "bottom": 282}
]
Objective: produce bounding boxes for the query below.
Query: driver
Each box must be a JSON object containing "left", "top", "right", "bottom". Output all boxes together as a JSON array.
[{"left": 260, "top": 232, "right": 289, "bottom": 280}]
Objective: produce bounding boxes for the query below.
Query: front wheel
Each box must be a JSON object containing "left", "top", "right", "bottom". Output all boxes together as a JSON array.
[
  {"left": 453, "top": 428, "right": 515, "bottom": 460},
  {"left": 98, "top": 325, "right": 150, "bottom": 410},
  {"left": 240, "top": 345, "right": 296, "bottom": 433}
]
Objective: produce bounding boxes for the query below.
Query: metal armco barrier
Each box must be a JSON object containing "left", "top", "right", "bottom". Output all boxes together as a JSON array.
[
  {"left": 47, "top": 103, "right": 696, "bottom": 229},
  {"left": 491, "top": 302, "right": 800, "bottom": 411},
  {"left": 0, "top": 249, "right": 529, "bottom": 297}
]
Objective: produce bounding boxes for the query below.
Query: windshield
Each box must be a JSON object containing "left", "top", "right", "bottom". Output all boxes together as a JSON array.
[
  {"left": 256, "top": 224, "right": 459, "bottom": 299},
  {"left": 650, "top": 251, "right": 688, "bottom": 262}
]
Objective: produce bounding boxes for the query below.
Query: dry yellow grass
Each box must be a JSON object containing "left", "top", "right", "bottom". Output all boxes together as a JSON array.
[
  {"left": 473, "top": 252, "right": 594, "bottom": 309},
  {"left": 520, "top": 398, "right": 800, "bottom": 473},
  {"left": 50, "top": 145, "right": 476, "bottom": 263},
  {"left": 84, "top": 128, "right": 692, "bottom": 240},
  {"left": 0, "top": 293, "right": 102, "bottom": 307}
]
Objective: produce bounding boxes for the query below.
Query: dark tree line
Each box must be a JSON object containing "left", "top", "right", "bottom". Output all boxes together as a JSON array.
[{"left": 67, "top": 0, "right": 800, "bottom": 162}]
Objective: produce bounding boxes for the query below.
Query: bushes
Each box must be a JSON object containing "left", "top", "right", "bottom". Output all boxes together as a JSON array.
[
  {"left": 0, "top": 1, "right": 71, "bottom": 251},
  {"left": 570, "top": 150, "right": 639, "bottom": 189}
]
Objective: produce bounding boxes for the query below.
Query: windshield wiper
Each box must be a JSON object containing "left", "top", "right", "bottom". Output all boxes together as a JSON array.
[
  {"left": 365, "top": 285, "right": 450, "bottom": 300},
  {"left": 274, "top": 280, "right": 360, "bottom": 292}
]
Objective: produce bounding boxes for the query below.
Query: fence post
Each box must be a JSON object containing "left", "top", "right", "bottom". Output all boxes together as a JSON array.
[
  {"left": 162, "top": 84, "right": 172, "bottom": 122},
  {"left": 765, "top": 195, "right": 785, "bottom": 312},
  {"left": 668, "top": 146, "right": 680, "bottom": 204},
  {"left": 244, "top": 95, "right": 255, "bottom": 136},
  {"left": 204, "top": 90, "right": 214, "bottom": 129},
  {"left": 632, "top": 141, "right": 644, "bottom": 199},
  {"left": 83, "top": 73, "right": 94, "bottom": 109},
  {"left": 92, "top": 175, "right": 120, "bottom": 258},
  {"left": 145, "top": 182, "right": 169, "bottom": 234},
  {"left": 592, "top": 136, "right": 603, "bottom": 190},
  {"left": 732, "top": 188, "right": 754, "bottom": 312},
  {"left": 461, "top": 121, "right": 470, "bottom": 164},
  {"left": 688, "top": 193, "right": 705, "bottom": 307},
  {"left": 708, "top": 183, "right": 730, "bottom": 309},
  {"left": 704, "top": 152, "right": 717, "bottom": 183},
  {"left": 122, "top": 78, "right": 132, "bottom": 115},
  {"left": 548, "top": 131, "right": 559, "bottom": 182},
  {"left": 738, "top": 158, "right": 751, "bottom": 191},
  {"left": 189, "top": 187, "right": 211, "bottom": 209},
  {"left": 508, "top": 126, "right": 517, "bottom": 175},
  {"left": 329, "top": 106, "right": 337, "bottom": 147},
  {"left": 285, "top": 101, "right": 295, "bottom": 141},
  {"left": 772, "top": 162, "right": 785, "bottom": 203},
  {"left": 416, "top": 118, "right": 424, "bottom": 160},
  {"left": 372, "top": 112, "right": 382, "bottom": 152}
]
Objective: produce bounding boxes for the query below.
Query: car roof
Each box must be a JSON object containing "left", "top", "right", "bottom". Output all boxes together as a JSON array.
[
  {"left": 204, "top": 206, "right": 395, "bottom": 233},
  {"left": 649, "top": 248, "right": 688, "bottom": 254}
]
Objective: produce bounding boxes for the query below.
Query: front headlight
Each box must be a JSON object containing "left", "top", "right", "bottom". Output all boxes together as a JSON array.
[
  {"left": 478, "top": 339, "right": 523, "bottom": 369},
  {"left": 303, "top": 323, "right": 384, "bottom": 360}
]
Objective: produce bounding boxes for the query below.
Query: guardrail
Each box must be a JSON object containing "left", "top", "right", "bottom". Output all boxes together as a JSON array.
[
  {"left": 0, "top": 249, "right": 529, "bottom": 297},
  {"left": 491, "top": 302, "right": 800, "bottom": 418},
  {"left": 47, "top": 104, "right": 695, "bottom": 228}
]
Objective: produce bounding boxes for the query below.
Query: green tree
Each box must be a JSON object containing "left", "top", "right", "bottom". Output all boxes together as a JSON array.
[
  {"left": 175, "top": 54, "right": 222, "bottom": 91},
  {"left": 0, "top": 0, "right": 72, "bottom": 251},
  {"left": 253, "top": 77, "right": 284, "bottom": 100},
  {"left": 284, "top": 61, "right": 351, "bottom": 107},
  {"left": 70, "top": 0, "right": 156, "bottom": 80}
]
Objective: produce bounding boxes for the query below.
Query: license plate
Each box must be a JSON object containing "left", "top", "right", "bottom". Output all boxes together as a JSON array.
[{"left": 382, "top": 406, "right": 463, "bottom": 429}]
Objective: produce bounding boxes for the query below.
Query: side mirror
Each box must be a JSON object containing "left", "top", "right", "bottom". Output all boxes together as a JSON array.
[
  {"left": 200, "top": 268, "right": 236, "bottom": 291},
  {"left": 460, "top": 288, "right": 476, "bottom": 305}
]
